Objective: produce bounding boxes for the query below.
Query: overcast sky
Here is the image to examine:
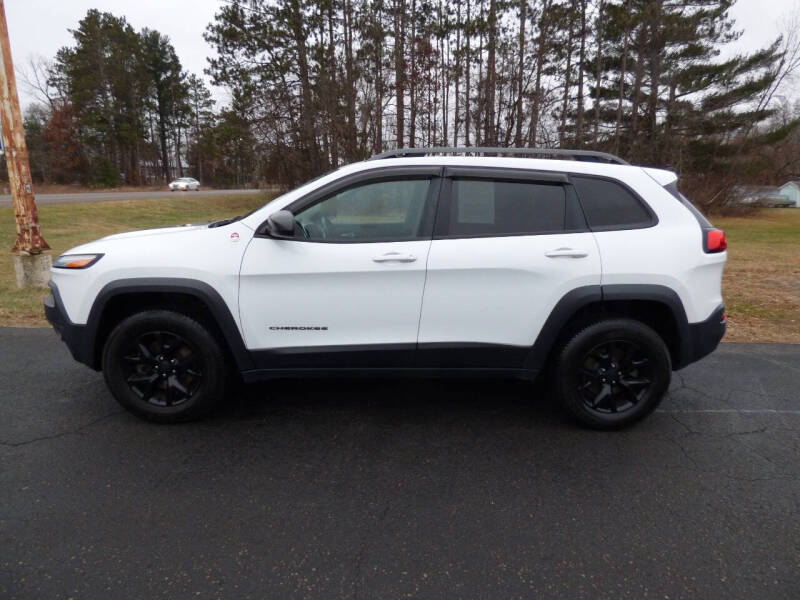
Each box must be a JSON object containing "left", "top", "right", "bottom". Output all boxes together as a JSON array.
[{"left": 6, "top": 0, "right": 800, "bottom": 110}]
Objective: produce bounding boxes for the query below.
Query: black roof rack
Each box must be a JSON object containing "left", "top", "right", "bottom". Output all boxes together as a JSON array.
[{"left": 369, "top": 146, "right": 630, "bottom": 165}]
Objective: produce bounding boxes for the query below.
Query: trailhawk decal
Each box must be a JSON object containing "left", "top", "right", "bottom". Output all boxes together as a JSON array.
[{"left": 269, "top": 326, "right": 328, "bottom": 331}]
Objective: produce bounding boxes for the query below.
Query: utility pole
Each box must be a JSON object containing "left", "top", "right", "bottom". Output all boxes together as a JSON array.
[{"left": 0, "top": 0, "right": 51, "bottom": 287}]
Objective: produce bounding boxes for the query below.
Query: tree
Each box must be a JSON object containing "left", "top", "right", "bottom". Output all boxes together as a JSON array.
[
  {"left": 49, "top": 10, "right": 201, "bottom": 185},
  {"left": 23, "top": 106, "right": 48, "bottom": 183},
  {"left": 185, "top": 74, "right": 216, "bottom": 182},
  {"left": 53, "top": 10, "right": 147, "bottom": 185},
  {"left": 42, "top": 103, "right": 84, "bottom": 184},
  {"left": 593, "top": 1, "right": 796, "bottom": 200},
  {"left": 141, "top": 29, "right": 188, "bottom": 182}
]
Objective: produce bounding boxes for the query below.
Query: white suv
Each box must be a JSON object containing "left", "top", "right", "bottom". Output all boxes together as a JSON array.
[{"left": 44, "top": 148, "right": 727, "bottom": 429}]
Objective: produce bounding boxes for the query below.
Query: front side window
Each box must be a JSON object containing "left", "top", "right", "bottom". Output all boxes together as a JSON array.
[
  {"left": 446, "top": 179, "right": 566, "bottom": 236},
  {"left": 294, "top": 179, "right": 431, "bottom": 242}
]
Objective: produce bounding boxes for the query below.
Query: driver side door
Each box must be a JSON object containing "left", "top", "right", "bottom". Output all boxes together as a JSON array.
[{"left": 238, "top": 167, "right": 441, "bottom": 370}]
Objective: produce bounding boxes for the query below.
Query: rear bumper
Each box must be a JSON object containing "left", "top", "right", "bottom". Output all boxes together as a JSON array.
[
  {"left": 44, "top": 281, "right": 96, "bottom": 369},
  {"left": 676, "top": 305, "right": 726, "bottom": 369}
]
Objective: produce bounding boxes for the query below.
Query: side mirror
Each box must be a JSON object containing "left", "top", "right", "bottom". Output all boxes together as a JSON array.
[{"left": 266, "top": 210, "right": 296, "bottom": 238}]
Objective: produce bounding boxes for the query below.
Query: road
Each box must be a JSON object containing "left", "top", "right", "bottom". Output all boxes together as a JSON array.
[
  {"left": 0, "top": 188, "right": 266, "bottom": 206},
  {"left": 1, "top": 329, "right": 798, "bottom": 599}
]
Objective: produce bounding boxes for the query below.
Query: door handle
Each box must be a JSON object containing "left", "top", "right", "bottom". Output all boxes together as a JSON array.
[
  {"left": 545, "top": 247, "right": 589, "bottom": 258},
  {"left": 372, "top": 252, "right": 417, "bottom": 263}
]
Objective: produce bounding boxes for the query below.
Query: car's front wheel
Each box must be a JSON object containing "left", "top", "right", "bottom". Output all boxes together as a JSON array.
[
  {"left": 102, "top": 310, "right": 227, "bottom": 422},
  {"left": 556, "top": 318, "right": 671, "bottom": 429}
]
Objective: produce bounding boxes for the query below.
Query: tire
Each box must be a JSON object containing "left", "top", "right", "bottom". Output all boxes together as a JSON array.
[
  {"left": 556, "top": 318, "right": 671, "bottom": 430},
  {"left": 102, "top": 310, "right": 228, "bottom": 423}
]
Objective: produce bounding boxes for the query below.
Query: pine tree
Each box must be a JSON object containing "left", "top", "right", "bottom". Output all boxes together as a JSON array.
[
  {"left": 595, "top": 0, "right": 793, "bottom": 180},
  {"left": 141, "top": 29, "right": 188, "bottom": 182}
]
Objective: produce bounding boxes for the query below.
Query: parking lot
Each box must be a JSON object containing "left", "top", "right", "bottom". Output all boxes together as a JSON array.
[{"left": 1, "top": 327, "right": 798, "bottom": 599}]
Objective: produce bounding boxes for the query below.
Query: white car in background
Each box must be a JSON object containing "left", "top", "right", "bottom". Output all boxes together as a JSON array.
[{"left": 169, "top": 177, "right": 200, "bottom": 191}]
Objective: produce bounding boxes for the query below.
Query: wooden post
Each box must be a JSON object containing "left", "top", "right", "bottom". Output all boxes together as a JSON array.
[{"left": 0, "top": 0, "right": 51, "bottom": 286}]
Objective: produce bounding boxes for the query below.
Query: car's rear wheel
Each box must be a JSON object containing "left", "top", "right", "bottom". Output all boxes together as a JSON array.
[
  {"left": 556, "top": 318, "right": 671, "bottom": 429},
  {"left": 102, "top": 310, "right": 227, "bottom": 423}
]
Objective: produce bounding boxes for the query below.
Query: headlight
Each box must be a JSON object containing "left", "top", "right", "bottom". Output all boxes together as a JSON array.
[{"left": 53, "top": 253, "right": 104, "bottom": 269}]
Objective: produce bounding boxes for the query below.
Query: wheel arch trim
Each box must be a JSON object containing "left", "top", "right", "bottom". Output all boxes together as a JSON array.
[
  {"left": 86, "top": 278, "right": 254, "bottom": 371},
  {"left": 525, "top": 284, "right": 691, "bottom": 371}
]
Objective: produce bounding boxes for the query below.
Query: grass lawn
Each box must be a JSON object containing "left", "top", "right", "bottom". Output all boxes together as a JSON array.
[
  {"left": 0, "top": 193, "right": 273, "bottom": 326},
  {"left": 714, "top": 209, "right": 800, "bottom": 343},
  {"left": 0, "top": 196, "right": 798, "bottom": 343}
]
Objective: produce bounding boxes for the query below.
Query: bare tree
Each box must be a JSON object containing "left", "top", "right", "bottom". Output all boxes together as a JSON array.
[{"left": 18, "top": 55, "right": 59, "bottom": 109}]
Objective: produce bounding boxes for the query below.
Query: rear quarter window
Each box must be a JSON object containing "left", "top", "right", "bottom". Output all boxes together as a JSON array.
[{"left": 571, "top": 176, "right": 654, "bottom": 230}]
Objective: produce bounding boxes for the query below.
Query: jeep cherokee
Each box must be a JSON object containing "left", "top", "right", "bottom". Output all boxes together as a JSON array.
[{"left": 44, "top": 147, "right": 727, "bottom": 429}]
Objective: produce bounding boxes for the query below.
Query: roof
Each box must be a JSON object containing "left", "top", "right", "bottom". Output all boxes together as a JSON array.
[
  {"left": 342, "top": 154, "right": 676, "bottom": 181},
  {"left": 364, "top": 147, "right": 677, "bottom": 186},
  {"left": 370, "top": 147, "right": 630, "bottom": 165}
]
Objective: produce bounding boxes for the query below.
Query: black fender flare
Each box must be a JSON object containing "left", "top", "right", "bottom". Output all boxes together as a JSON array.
[
  {"left": 86, "top": 278, "right": 254, "bottom": 371},
  {"left": 524, "top": 284, "right": 690, "bottom": 371}
]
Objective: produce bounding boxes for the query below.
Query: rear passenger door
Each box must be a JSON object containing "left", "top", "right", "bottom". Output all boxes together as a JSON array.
[{"left": 416, "top": 167, "right": 601, "bottom": 368}]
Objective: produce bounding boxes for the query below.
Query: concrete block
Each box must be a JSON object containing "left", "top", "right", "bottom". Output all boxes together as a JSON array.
[{"left": 13, "top": 253, "right": 52, "bottom": 288}]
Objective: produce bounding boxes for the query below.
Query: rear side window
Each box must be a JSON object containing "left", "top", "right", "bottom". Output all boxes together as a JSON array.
[
  {"left": 447, "top": 179, "right": 566, "bottom": 236},
  {"left": 571, "top": 176, "right": 654, "bottom": 230}
]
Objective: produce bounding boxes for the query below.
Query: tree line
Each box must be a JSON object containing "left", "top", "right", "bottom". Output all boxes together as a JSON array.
[
  {"left": 12, "top": 1, "right": 800, "bottom": 208},
  {"left": 20, "top": 10, "right": 249, "bottom": 188}
]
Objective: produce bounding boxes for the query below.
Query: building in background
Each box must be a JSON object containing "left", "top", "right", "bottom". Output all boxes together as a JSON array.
[
  {"left": 728, "top": 185, "right": 793, "bottom": 207},
  {"left": 778, "top": 181, "right": 800, "bottom": 208}
]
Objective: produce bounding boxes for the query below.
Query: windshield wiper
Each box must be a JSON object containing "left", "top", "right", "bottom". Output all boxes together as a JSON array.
[{"left": 208, "top": 216, "right": 242, "bottom": 228}]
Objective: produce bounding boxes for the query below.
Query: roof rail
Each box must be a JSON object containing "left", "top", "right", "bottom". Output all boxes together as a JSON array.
[{"left": 369, "top": 146, "right": 630, "bottom": 165}]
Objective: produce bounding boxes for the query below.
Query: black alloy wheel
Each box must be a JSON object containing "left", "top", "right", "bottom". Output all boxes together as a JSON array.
[
  {"left": 121, "top": 331, "right": 203, "bottom": 408},
  {"left": 102, "top": 310, "right": 227, "bottom": 422},
  {"left": 557, "top": 318, "right": 671, "bottom": 429},
  {"left": 576, "top": 340, "right": 653, "bottom": 415}
]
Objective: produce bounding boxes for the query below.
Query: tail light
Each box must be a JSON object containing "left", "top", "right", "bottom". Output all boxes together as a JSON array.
[{"left": 704, "top": 228, "right": 727, "bottom": 253}]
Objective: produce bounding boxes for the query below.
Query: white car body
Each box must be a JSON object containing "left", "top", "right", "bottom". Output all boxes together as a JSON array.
[
  {"left": 46, "top": 151, "right": 727, "bottom": 412},
  {"left": 168, "top": 177, "right": 200, "bottom": 191}
]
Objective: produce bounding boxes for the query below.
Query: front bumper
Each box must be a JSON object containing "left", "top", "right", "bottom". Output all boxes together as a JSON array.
[
  {"left": 44, "top": 281, "right": 96, "bottom": 369},
  {"left": 676, "top": 304, "right": 726, "bottom": 369}
]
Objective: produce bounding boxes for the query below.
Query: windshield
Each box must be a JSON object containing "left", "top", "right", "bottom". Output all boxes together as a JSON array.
[
  {"left": 207, "top": 193, "right": 283, "bottom": 228},
  {"left": 208, "top": 167, "right": 344, "bottom": 228}
]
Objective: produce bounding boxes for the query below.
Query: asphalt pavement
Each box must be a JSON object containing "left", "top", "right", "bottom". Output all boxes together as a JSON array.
[
  {"left": 0, "top": 188, "right": 265, "bottom": 206},
  {"left": 1, "top": 327, "right": 798, "bottom": 599}
]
